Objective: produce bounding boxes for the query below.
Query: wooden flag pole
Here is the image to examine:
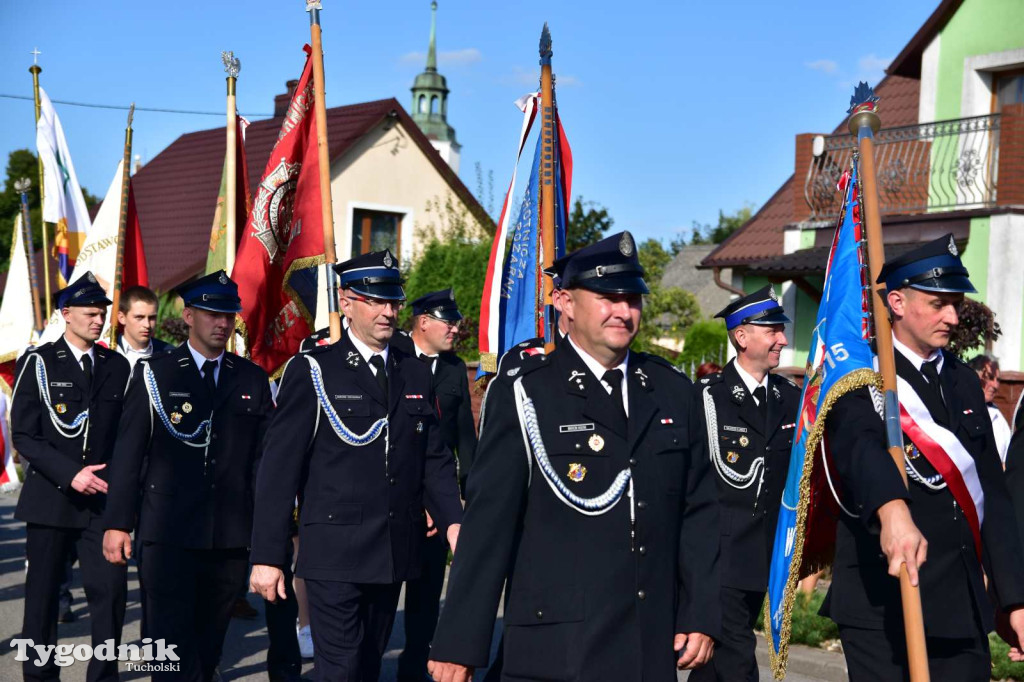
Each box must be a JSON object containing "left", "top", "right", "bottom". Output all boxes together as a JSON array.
[
  {"left": 539, "top": 23, "right": 556, "bottom": 351},
  {"left": 108, "top": 105, "right": 135, "bottom": 350},
  {"left": 307, "top": 0, "right": 342, "bottom": 343},
  {"left": 849, "top": 83, "right": 930, "bottom": 682},
  {"left": 14, "top": 178, "right": 45, "bottom": 332},
  {"left": 29, "top": 51, "right": 52, "bottom": 317},
  {"left": 223, "top": 51, "right": 240, "bottom": 353}
]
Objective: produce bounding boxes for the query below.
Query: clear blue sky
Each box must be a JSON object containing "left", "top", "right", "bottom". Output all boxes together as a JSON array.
[{"left": 0, "top": 0, "right": 937, "bottom": 243}]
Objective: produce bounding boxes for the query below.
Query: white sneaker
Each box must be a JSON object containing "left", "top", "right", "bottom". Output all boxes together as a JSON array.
[{"left": 297, "top": 624, "right": 314, "bottom": 659}]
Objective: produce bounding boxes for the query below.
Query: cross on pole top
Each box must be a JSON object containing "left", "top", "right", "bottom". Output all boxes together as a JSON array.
[{"left": 30, "top": 47, "right": 41, "bottom": 64}]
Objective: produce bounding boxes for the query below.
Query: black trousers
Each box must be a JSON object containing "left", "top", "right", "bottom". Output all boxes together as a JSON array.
[
  {"left": 265, "top": 540, "right": 302, "bottom": 676},
  {"left": 305, "top": 579, "right": 403, "bottom": 682},
  {"left": 22, "top": 518, "right": 127, "bottom": 682},
  {"left": 397, "top": 533, "right": 449, "bottom": 681},
  {"left": 138, "top": 542, "right": 248, "bottom": 681},
  {"left": 688, "top": 586, "right": 762, "bottom": 682},
  {"left": 839, "top": 623, "right": 991, "bottom": 682}
]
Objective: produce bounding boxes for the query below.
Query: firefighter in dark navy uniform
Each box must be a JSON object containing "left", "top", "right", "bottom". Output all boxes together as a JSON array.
[
  {"left": 12, "top": 272, "right": 131, "bottom": 682},
  {"left": 821, "top": 234, "right": 1024, "bottom": 680},
  {"left": 249, "top": 249, "right": 464, "bottom": 682},
  {"left": 394, "top": 288, "right": 478, "bottom": 682},
  {"left": 428, "top": 232, "right": 720, "bottom": 682},
  {"left": 102, "top": 270, "right": 274, "bottom": 681},
  {"left": 690, "top": 285, "right": 799, "bottom": 682}
]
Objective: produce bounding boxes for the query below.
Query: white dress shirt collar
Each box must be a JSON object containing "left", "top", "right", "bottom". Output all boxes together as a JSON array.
[
  {"left": 118, "top": 335, "right": 154, "bottom": 369},
  {"left": 348, "top": 330, "right": 389, "bottom": 374},
  {"left": 733, "top": 359, "right": 769, "bottom": 404},
  {"left": 187, "top": 341, "right": 224, "bottom": 383},
  {"left": 892, "top": 333, "right": 944, "bottom": 374},
  {"left": 412, "top": 341, "right": 437, "bottom": 374},
  {"left": 63, "top": 337, "right": 95, "bottom": 365},
  {"left": 567, "top": 334, "right": 630, "bottom": 416}
]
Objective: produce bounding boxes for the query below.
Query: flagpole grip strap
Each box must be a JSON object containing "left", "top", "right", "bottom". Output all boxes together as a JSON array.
[{"left": 883, "top": 389, "right": 903, "bottom": 451}]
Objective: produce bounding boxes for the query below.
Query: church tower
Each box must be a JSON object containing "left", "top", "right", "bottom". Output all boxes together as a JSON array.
[{"left": 411, "top": 2, "right": 461, "bottom": 172}]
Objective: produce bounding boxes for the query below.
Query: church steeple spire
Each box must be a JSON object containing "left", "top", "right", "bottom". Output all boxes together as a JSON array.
[{"left": 410, "top": 1, "right": 460, "bottom": 170}]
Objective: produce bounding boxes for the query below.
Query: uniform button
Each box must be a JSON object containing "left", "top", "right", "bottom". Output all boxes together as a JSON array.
[
  {"left": 672, "top": 438, "right": 679, "bottom": 445},
  {"left": 213, "top": 434, "right": 219, "bottom": 440},
  {"left": 347, "top": 408, "right": 353, "bottom": 413},
  {"left": 389, "top": 511, "right": 395, "bottom": 519},
  {"left": 389, "top": 477, "right": 396, "bottom": 485},
  {"left": 639, "top": 545, "right": 647, "bottom": 555},
  {"left": 150, "top": 484, "right": 155, "bottom": 489},
  {"left": 629, "top": 458, "right": 637, "bottom": 466},
  {"left": 210, "top": 483, "right": 216, "bottom": 489},
  {"left": 328, "top": 513, "right": 334, "bottom": 520},
  {"left": 535, "top": 610, "right": 544, "bottom": 619},
  {"left": 575, "top": 443, "right": 581, "bottom": 450},
  {"left": 637, "top": 590, "right": 646, "bottom": 600},
  {"left": 637, "top": 501, "right": 648, "bottom": 510},
  {"left": 210, "top": 459, "right": 216, "bottom": 465}
]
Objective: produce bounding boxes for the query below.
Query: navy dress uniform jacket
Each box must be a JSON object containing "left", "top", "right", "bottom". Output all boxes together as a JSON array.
[
  {"left": 822, "top": 350, "right": 1024, "bottom": 637},
  {"left": 103, "top": 343, "right": 273, "bottom": 549},
  {"left": 697, "top": 361, "right": 799, "bottom": 591},
  {"left": 12, "top": 338, "right": 131, "bottom": 528},
  {"left": 249, "top": 331, "right": 464, "bottom": 583},
  {"left": 429, "top": 344, "right": 721, "bottom": 682}
]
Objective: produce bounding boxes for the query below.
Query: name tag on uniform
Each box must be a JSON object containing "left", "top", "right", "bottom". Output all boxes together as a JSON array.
[
  {"left": 49, "top": 381, "right": 73, "bottom": 387},
  {"left": 559, "top": 423, "right": 595, "bottom": 433},
  {"left": 333, "top": 394, "right": 363, "bottom": 400},
  {"left": 169, "top": 391, "right": 190, "bottom": 398},
  {"left": 723, "top": 425, "right": 748, "bottom": 433}
]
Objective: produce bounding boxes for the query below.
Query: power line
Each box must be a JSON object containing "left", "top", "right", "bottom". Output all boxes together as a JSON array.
[{"left": 0, "top": 93, "right": 273, "bottom": 118}]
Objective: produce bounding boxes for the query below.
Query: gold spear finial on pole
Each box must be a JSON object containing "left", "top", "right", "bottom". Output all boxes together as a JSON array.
[{"left": 849, "top": 81, "right": 930, "bottom": 682}]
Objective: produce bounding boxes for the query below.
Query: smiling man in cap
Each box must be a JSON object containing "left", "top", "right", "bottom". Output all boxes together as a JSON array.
[
  {"left": 102, "top": 269, "right": 273, "bottom": 681},
  {"left": 428, "top": 232, "right": 720, "bottom": 682},
  {"left": 250, "top": 250, "right": 463, "bottom": 682}
]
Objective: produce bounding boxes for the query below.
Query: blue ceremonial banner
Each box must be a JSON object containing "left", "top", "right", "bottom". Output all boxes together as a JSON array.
[{"left": 764, "top": 162, "right": 879, "bottom": 678}]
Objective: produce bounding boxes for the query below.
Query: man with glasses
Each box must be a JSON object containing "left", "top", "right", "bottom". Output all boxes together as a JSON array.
[
  {"left": 394, "top": 289, "right": 477, "bottom": 682},
  {"left": 250, "top": 249, "right": 464, "bottom": 682}
]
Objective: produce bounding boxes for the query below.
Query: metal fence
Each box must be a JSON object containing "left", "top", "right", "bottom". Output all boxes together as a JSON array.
[{"left": 804, "top": 113, "right": 1002, "bottom": 221}]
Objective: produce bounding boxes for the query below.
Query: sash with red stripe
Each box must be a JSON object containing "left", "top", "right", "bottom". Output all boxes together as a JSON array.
[{"left": 897, "top": 375, "right": 984, "bottom": 560}]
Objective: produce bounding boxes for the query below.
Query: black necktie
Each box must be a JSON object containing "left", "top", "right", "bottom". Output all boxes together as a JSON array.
[
  {"left": 202, "top": 359, "right": 218, "bottom": 394},
  {"left": 369, "top": 355, "right": 388, "bottom": 402},
  {"left": 753, "top": 385, "right": 768, "bottom": 425},
  {"left": 920, "top": 358, "right": 944, "bottom": 406},
  {"left": 602, "top": 369, "right": 626, "bottom": 419},
  {"left": 419, "top": 353, "right": 436, "bottom": 373},
  {"left": 81, "top": 354, "right": 93, "bottom": 392}
]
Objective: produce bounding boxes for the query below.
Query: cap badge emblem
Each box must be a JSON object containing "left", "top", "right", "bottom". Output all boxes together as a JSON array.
[
  {"left": 769, "top": 284, "right": 779, "bottom": 302},
  {"left": 568, "top": 462, "right": 587, "bottom": 482},
  {"left": 449, "top": 289, "right": 455, "bottom": 300},
  {"left": 218, "top": 272, "right": 228, "bottom": 285},
  {"left": 506, "top": 367, "right": 520, "bottom": 377},
  {"left": 739, "top": 435, "right": 750, "bottom": 447},
  {"left": 588, "top": 434, "right": 605, "bottom": 452},
  {"left": 86, "top": 272, "right": 96, "bottom": 283},
  {"left": 948, "top": 236, "right": 958, "bottom": 256},
  {"left": 55, "top": 403, "right": 67, "bottom": 414},
  {"left": 727, "top": 451, "right": 740, "bottom": 464},
  {"left": 170, "top": 412, "right": 183, "bottom": 425},
  {"left": 182, "top": 402, "right": 193, "bottom": 414},
  {"left": 383, "top": 251, "right": 394, "bottom": 268},
  {"left": 618, "top": 232, "right": 634, "bottom": 257}
]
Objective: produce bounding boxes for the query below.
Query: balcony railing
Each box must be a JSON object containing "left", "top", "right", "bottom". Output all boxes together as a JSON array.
[{"left": 804, "top": 113, "right": 1001, "bottom": 222}]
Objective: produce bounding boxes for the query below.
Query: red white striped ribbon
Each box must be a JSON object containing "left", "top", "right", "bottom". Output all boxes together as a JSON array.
[{"left": 897, "top": 375, "right": 984, "bottom": 559}]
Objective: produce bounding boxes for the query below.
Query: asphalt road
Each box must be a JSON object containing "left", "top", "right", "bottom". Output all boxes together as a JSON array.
[{"left": 0, "top": 489, "right": 824, "bottom": 681}]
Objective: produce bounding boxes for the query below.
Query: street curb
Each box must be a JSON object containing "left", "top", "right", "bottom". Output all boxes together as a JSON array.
[{"left": 755, "top": 635, "right": 848, "bottom": 682}]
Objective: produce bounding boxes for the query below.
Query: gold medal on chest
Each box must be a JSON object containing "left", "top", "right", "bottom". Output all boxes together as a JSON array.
[
  {"left": 568, "top": 463, "right": 587, "bottom": 482},
  {"left": 588, "top": 434, "right": 605, "bottom": 452},
  {"left": 182, "top": 402, "right": 193, "bottom": 414},
  {"left": 738, "top": 435, "right": 750, "bottom": 447},
  {"left": 727, "top": 451, "right": 740, "bottom": 464},
  {"left": 170, "top": 412, "right": 183, "bottom": 425},
  {"left": 55, "top": 403, "right": 67, "bottom": 414}
]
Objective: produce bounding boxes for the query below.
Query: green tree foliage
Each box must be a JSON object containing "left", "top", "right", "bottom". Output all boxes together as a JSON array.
[
  {"left": 566, "top": 196, "right": 613, "bottom": 252},
  {"left": 632, "top": 238, "right": 701, "bottom": 359},
  {"left": 678, "top": 318, "right": 728, "bottom": 369},
  {"left": 679, "top": 203, "right": 756, "bottom": 253},
  {"left": 1, "top": 149, "right": 99, "bottom": 273},
  {"left": 403, "top": 194, "right": 492, "bottom": 361}
]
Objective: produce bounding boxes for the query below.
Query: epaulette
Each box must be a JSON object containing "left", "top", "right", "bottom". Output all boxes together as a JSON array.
[
  {"left": 501, "top": 348, "right": 549, "bottom": 379},
  {"left": 773, "top": 373, "right": 799, "bottom": 389},
  {"left": 641, "top": 352, "right": 690, "bottom": 379},
  {"left": 301, "top": 342, "right": 332, "bottom": 356},
  {"left": 698, "top": 372, "right": 723, "bottom": 387}
]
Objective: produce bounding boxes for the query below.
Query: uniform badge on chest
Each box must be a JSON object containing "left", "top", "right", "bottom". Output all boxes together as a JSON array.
[
  {"left": 568, "top": 462, "right": 587, "bottom": 482},
  {"left": 182, "top": 402, "right": 193, "bottom": 414},
  {"left": 55, "top": 403, "right": 67, "bottom": 414},
  {"left": 588, "top": 434, "right": 605, "bottom": 452},
  {"left": 727, "top": 452, "right": 740, "bottom": 464},
  {"left": 738, "top": 435, "right": 750, "bottom": 447},
  {"left": 170, "top": 412, "right": 183, "bottom": 425},
  {"left": 904, "top": 443, "right": 921, "bottom": 460}
]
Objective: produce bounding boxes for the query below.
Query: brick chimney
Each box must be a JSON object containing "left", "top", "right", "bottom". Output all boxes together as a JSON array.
[{"left": 274, "top": 80, "right": 299, "bottom": 118}]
